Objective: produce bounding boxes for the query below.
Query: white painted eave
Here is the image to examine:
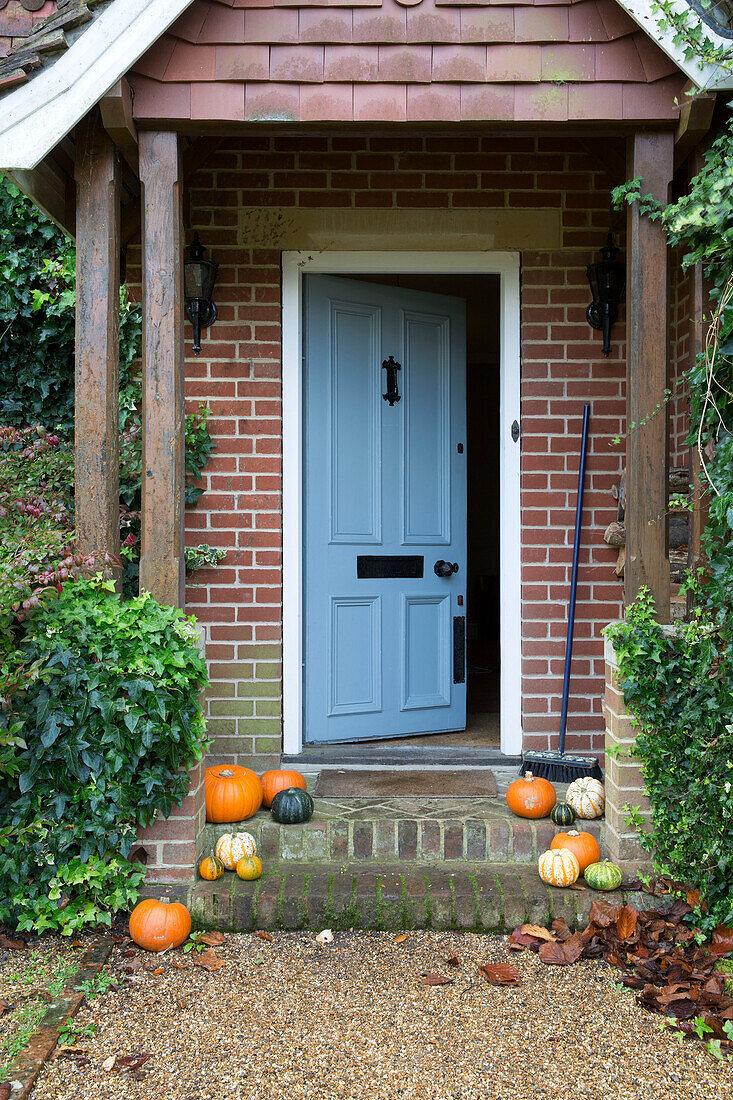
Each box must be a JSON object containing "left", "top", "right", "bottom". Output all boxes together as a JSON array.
[
  {"left": 0, "top": 0, "right": 195, "bottom": 171},
  {"left": 617, "top": 0, "right": 733, "bottom": 90}
]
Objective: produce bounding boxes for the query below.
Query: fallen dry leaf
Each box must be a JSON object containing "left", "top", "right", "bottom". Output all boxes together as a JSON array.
[
  {"left": 112, "top": 1053, "right": 151, "bottom": 1072},
  {"left": 198, "top": 931, "right": 226, "bottom": 947},
  {"left": 444, "top": 956, "right": 461, "bottom": 968},
  {"left": 520, "top": 924, "right": 555, "bottom": 942},
  {"left": 152, "top": 967, "right": 164, "bottom": 976},
  {"left": 101, "top": 1055, "right": 116, "bottom": 1072},
  {"left": 616, "top": 905, "right": 639, "bottom": 941},
  {"left": 0, "top": 1084, "right": 10, "bottom": 1100},
  {"left": 0, "top": 934, "right": 25, "bottom": 950},
  {"left": 191, "top": 949, "right": 226, "bottom": 972},
  {"left": 315, "top": 929, "right": 334, "bottom": 945},
  {"left": 0, "top": 1000, "right": 12, "bottom": 1017},
  {"left": 421, "top": 973, "right": 454, "bottom": 986},
  {"left": 254, "top": 931, "right": 273, "bottom": 942},
  {"left": 478, "top": 963, "right": 522, "bottom": 986},
  {"left": 393, "top": 934, "right": 408, "bottom": 944},
  {"left": 539, "top": 941, "right": 573, "bottom": 966}
]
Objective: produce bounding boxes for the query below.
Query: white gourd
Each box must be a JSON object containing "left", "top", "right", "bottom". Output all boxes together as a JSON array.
[{"left": 566, "top": 777, "right": 605, "bottom": 819}]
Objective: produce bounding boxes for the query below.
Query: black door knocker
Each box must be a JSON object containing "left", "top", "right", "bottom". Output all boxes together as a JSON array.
[{"left": 382, "top": 355, "right": 401, "bottom": 406}]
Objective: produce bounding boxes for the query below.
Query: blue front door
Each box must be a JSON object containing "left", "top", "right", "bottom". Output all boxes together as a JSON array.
[{"left": 304, "top": 275, "right": 467, "bottom": 743}]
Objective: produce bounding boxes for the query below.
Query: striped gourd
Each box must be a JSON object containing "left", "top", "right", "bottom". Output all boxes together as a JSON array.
[
  {"left": 584, "top": 861, "right": 622, "bottom": 892},
  {"left": 550, "top": 802, "right": 575, "bottom": 826}
]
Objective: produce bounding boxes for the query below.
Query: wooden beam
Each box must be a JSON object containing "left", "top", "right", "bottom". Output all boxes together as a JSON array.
[
  {"left": 7, "top": 156, "right": 74, "bottom": 236},
  {"left": 674, "top": 88, "right": 716, "bottom": 170},
  {"left": 687, "top": 148, "right": 711, "bottom": 602},
  {"left": 138, "top": 130, "right": 185, "bottom": 608},
  {"left": 100, "top": 78, "right": 138, "bottom": 175},
  {"left": 625, "top": 132, "right": 674, "bottom": 620},
  {"left": 120, "top": 137, "right": 222, "bottom": 249},
  {"left": 74, "top": 110, "right": 121, "bottom": 571}
]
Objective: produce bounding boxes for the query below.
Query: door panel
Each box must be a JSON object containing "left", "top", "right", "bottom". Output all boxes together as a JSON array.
[
  {"left": 304, "top": 274, "right": 466, "bottom": 743},
  {"left": 329, "top": 303, "right": 381, "bottom": 543}
]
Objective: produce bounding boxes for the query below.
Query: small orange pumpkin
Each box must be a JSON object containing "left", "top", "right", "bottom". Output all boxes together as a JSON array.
[
  {"left": 506, "top": 772, "right": 557, "bottom": 819},
  {"left": 538, "top": 848, "right": 580, "bottom": 888},
  {"left": 260, "top": 769, "right": 307, "bottom": 809},
  {"left": 128, "top": 898, "right": 191, "bottom": 952},
  {"left": 205, "top": 765, "right": 263, "bottom": 823},
  {"left": 550, "top": 829, "right": 601, "bottom": 873},
  {"left": 236, "top": 855, "right": 263, "bottom": 881},
  {"left": 198, "top": 855, "right": 224, "bottom": 881}
]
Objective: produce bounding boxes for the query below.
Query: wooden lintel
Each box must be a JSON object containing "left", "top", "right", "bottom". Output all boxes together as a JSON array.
[
  {"left": 625, "top": 131, "right": 674, "bottom": 621},
  {"left": 674, "top": 88, "right": 716, "bottom": 169},
  {"left": 139, "top": 130, "right": 185, "bottom": 609},
  {"left": 74, "top": 111, "right": 121, "bottom": 572},
  {"left": 100, "top": 78, "right": 139, "bottom": 174}
]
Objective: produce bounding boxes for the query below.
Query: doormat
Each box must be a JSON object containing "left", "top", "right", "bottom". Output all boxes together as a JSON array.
[{"left": 313, "top": 769, "right": 498, "bottom": 798}]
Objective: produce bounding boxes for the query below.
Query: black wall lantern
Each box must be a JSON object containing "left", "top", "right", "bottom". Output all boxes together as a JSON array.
[
  {"left": 184, "top": 232, "right": 219, "bottom": 355},
  {"left": 586, "top": 233, "right": 626, "bottom": 358}
]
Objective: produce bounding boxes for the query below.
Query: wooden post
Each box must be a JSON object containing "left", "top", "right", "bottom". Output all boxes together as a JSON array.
[
  {"left": 625, "top": 132, "right": 674, "bottom": 620},
  {"left": 138, "top": 131, "right": 185, "bottom": 608},
  {"left": 74, "top": 110, "right": 121, "bottom": 569},
  {"left": 687, "top": 149, "right": 710, "bottom": 595}
]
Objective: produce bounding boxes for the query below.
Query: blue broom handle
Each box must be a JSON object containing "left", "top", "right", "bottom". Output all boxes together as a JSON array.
[{"left": 558, "top": 403, "right": 591, "bottom": 756}]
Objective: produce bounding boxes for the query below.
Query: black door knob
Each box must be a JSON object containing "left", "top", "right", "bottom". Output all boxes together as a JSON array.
[{"left": 434, "top": 559, "right": 459, "bottom": 578}]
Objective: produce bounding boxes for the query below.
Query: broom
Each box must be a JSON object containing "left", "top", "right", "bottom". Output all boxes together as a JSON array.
[{"left": 520, "top": 403, "right": 603, "bottom": 783}]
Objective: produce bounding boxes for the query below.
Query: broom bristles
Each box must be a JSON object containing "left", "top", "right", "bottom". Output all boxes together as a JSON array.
[{"left": 519, "top": 751, "right": 603, "bottom": 783}]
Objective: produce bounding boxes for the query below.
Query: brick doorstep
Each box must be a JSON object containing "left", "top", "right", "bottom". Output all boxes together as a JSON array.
[
  {"left": 142, "top": 862, "right": 653, "bottom": 934},
  {"left": 201, "top": 800, "right": 606, "bottom": 866}
]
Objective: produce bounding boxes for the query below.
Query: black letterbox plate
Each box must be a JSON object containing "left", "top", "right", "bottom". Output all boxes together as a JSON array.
[{"left": 357, "top": 555, "right": 424, "bottom": 579}]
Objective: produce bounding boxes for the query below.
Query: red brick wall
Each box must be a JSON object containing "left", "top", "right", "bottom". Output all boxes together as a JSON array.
[{"left": 171, "top": 130, "right": 624, "bottom": 764}]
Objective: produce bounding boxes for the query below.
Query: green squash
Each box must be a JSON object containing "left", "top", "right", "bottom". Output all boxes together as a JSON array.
[
  {"left": 271, "top": 786, "right": 314, "bottom": 824},
  {"left": 584, "top": 861, "right": 623, "bottom": 892},
  {"left": 550, "top": 802, "right": 575, "bottom": 827}
]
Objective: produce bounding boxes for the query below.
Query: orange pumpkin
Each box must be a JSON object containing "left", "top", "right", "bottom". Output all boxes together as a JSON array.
[
  {"left": 260, "top": 769, "right": 307, "bottom": 809},
  {"left": 198, "top": 855, "right": 224, "bottom": 881},
  {"left": 205, "top": 765, "right": 263, "bottom": 823},
  {"left": 129, "top": 898, "right": 191, "bottom": 952},
  {"left": 506, "top": 772, "right": 557, "bottom": 819},
  {"left": 550, "top": 829, "right": 601, "bottom": 873}
]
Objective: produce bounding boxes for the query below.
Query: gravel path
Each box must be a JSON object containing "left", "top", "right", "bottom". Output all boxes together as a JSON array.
[{"left": 31, "top": 931, "right": 733, "bottom": 1100}]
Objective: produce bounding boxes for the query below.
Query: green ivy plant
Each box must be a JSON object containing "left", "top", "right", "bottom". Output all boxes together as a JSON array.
[
  {"left": 0, "top": 578, "right": 208, "bottom": 934},
  {"left": 606, "top": 590, "right": 733, "bottom": 931}
]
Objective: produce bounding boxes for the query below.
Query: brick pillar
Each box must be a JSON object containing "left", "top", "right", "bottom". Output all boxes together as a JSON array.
[
  {"left": 134, "top": 761, "right": 206, "bottom": 884},
  {"left": 131, "top": 625, "right": 208, "bottom": 884},
  {"left": 603, "top": 627, "right": 654, "bottom": 873}
]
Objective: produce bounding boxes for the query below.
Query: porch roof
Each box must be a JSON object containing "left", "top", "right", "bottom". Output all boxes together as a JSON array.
[{"left": 0, "top": 0, "right": 728, "bottom": 177}]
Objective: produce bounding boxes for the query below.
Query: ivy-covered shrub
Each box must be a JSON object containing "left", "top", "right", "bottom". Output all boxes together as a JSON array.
[
  {"left": 0, "top": 178, "right": 142, "bottom": 435},
  {"left": 0, "top": 578, "right": 208, "bottom": 934},
  {"left": 607, "top": 592, "right": 733, "bottom": 931}
]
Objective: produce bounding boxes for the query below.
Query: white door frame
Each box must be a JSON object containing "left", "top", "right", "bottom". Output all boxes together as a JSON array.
[{"left": 282, "top": 251, "right": 522, "bottom": 757}]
